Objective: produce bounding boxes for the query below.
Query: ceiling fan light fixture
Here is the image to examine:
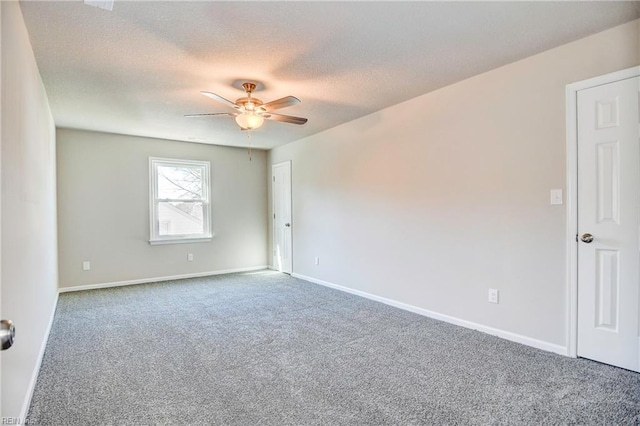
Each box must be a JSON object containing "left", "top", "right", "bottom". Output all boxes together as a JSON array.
[
  {"left": 187, "top": 81, "right": 306, "bottom": 131},
  {"left": 235, "top": 111, "right": 264, "bottom": 130}
]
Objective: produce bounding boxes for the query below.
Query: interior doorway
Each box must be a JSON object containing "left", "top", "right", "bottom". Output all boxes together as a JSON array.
[
  {"left": 567, "top": 66, "right": 640, "bottom": 372},
  {"left": 272, "top": 161, "right": 292, "bottom": 274}
]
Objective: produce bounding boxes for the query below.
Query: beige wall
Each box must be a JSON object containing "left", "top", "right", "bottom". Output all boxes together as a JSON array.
[
  {"left": 57, "top": 129, "right": 268, "bottom": 289},
  {"left": 1, "top": 1, "right": 58, "bottom": 419},
  {"left": 269, "top": 20, "right": 640, "bottom": 350}
]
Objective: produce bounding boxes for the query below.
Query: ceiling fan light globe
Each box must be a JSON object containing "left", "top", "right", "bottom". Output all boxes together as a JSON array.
[{"left": 235, "top": 112, "right": 264, "bottom": 130}]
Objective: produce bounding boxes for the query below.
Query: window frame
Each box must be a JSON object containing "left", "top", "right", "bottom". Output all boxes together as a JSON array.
[{"left": 148, "top": 157, "right": 212, "bottom": 245}]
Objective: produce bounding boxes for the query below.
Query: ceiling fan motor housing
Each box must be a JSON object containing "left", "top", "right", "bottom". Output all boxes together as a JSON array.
[{"left": 236, "top": 97, "right": 264, "bottom": 109}]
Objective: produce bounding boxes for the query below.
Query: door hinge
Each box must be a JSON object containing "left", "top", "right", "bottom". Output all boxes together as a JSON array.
[
  {"left": 272, "top": 176, "right": 275, "bottom": 182},
  {"left": 273, "top": 213, "right": 276, "bottom": 219}
]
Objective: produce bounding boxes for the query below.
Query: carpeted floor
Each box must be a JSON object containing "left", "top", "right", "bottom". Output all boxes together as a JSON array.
[{"left": 27, "top": 271, "right": 640, "bottom": 425}]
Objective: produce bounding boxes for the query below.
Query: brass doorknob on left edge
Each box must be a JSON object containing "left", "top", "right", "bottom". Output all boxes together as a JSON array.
[
  {"left": 581, "top": 233, "right": 594, "bottom": 243},
  {"left": 1, "top": 319, "right": 15, "bottom": 350}
]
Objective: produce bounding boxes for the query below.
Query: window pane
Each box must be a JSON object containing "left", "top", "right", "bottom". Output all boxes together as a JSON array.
[
  {"left": 157, "top": 165, "right": 203, "bottom": 200},
  {"left": 158, "top": 202, "right": 204, "bottom": 236}
]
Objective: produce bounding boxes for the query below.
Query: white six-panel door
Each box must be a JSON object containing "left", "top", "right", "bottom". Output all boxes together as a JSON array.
[
  {"left": 272, "top": 161, "right": 292, "bottom": 274},
  {"left": 577, "top": 76, "right": 640, "bottom": 372}
]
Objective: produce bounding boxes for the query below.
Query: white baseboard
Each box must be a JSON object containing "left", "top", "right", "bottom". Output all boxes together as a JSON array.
[
  {"left": 59, "top": 265, "right": 269, "bottom": 293},
  {"left": 19, "top": 291, "right": 59, "bottom": 422},
  {"left": 292, "top": 273, "right": 568, "bottom": 356}
]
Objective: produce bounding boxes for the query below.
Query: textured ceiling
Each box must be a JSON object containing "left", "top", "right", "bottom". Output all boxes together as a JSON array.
[{"left": 19, "top": 1, "right": 640, "bottom": 150}]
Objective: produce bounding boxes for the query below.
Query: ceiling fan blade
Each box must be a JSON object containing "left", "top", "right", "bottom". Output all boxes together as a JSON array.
[
  {"left": 200, "top": 91, "right": 240, "bottom": 110},
  {"left": 184, "top": 113, "right": 237, "bottom": 117},
  {"left": 263, "top": 112, "right": 308, "bottom": 125},
  {"left": 261, "top": 96, "right": 301, "bottom": 112}
]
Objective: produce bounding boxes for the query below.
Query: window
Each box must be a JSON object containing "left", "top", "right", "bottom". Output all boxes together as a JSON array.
[{"left": 149, "top": 157, "right": 212, "bottom": 244}]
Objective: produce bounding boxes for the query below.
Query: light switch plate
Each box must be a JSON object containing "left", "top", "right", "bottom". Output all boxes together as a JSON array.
[
  {"left": 82, "top": 261, "right": 91, "bottom": 271},
  {"left": 550, "top": 189, "right": 563, "bottom": 205},
  {"left": 488, "top": 289, "right": 499, "bottom": 304}
]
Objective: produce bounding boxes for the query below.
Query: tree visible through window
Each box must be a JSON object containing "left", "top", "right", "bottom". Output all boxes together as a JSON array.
[{"left": 149, "top": 158, "right": 211, "bottom": 244}]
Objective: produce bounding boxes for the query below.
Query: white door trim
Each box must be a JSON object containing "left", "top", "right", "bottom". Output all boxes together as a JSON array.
[{"left": 565, "top": 65, "right": 640, "bottom": 358}]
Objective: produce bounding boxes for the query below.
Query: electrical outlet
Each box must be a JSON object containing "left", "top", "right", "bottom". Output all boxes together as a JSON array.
[
  {"left": 315, "top": 257, "right": 319, "bottom": 265},
  {"left": 187, "top": 253, "right": 194, "bottom": 262},
  {"left": 488, "top": 289, "right": 499, "bottom": 304},
  {"left": 82, "top": 261, "right": 91, "bottom": 271}
]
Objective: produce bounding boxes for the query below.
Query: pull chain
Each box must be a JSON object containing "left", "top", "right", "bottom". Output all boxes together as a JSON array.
[{"left": 247, "top": 130, "right": 252, "bottom": 161}]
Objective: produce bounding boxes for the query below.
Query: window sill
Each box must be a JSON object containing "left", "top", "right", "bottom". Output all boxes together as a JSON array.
[{"left": 149, "top": 236, "right": 212, "bottom": 245}]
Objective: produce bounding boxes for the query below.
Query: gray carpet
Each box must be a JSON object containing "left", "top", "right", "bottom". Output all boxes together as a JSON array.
[{"left": 27, "top": 271, "right": 640, "bottom": 425}]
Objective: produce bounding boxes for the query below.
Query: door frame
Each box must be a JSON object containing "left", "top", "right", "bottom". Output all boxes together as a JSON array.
[
  {"left": 271, "top": 160, "right": 293, "bottom": 274},
  {"left": 565, "top": 65, "right": 640, "bottom": 358}
]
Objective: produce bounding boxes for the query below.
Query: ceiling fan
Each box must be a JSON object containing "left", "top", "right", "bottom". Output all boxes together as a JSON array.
[{"left": 185, "top": 82, "right": 308, "bottom": 131}]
